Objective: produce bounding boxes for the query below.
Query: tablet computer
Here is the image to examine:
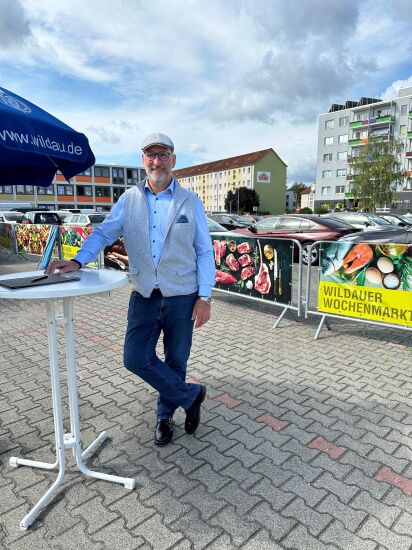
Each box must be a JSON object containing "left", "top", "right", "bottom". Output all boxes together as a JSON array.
[{"left": 0, "top": 273, "right": 80, "bottom": 289}]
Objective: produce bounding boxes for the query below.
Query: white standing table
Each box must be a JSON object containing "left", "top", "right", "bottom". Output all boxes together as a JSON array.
[{"left": 0, "top": 268, "right": 135, "bottom": 530}]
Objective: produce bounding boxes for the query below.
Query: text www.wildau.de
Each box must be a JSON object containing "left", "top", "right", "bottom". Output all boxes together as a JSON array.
[{"left": 0, "top": 129, "right": 83, "bottom": 156}]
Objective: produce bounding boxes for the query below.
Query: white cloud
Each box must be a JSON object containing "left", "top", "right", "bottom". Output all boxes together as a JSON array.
[{"left": 0, "top": 0, "right": 410, "bottom": 184}]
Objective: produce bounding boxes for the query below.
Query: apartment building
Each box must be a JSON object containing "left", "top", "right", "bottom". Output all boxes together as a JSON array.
[
  {"left": 315, "top": 87, "right": 412, "bottom": 213},
  {"left": 0, "top": 164, "right": 146, "bottom": 211},
  {"left": 173, "top": 149, "right": 287, "bottom": 214}
]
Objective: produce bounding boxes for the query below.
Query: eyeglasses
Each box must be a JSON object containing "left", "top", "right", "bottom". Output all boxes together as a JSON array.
[{"left": 143, "top": 150, "right": 172, "bottom": 161}]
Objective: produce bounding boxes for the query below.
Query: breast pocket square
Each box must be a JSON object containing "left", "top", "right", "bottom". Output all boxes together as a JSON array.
[{"left": 177, "top": 215, "right": 189, "bottom": 223}]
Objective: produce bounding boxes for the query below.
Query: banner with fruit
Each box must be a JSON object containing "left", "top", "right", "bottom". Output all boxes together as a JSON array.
[
  {"left": 319, "top": 242, "right": 412, "bottom": 327},
  {"left": 15, "top": 224, "right": 58, "bottom": 255},
  {"left": 212, "top": 234, "right": 292, "bottom": 303}
]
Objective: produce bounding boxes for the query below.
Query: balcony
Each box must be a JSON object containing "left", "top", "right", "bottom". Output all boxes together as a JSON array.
[
  {"left": 409, "top": 111, "right": 412, "bottom": 118},
  {"left": 406, "top": 151, "right": 412, "bottom": 157},
  {"left": 350, "top": 120, "right": 368, "bottom": 128},
  {"left": 407, "top": 170, "right": 412, "bottom": 178},
  {"left": 370, "top": 115, "right": 394, "bottom": 124},
  {"left": 408, "top": 131, "right": 412, "bottom": 138},
  {"left": 349, "top": 138, "right": 368, "bottom": 146}
]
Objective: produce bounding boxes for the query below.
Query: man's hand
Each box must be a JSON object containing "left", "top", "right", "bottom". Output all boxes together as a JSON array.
[
  {"left": 192, "top": 299, "right": 211, "bottom": 329},
  {"left": 45, "top": 259, "right": 81, "bottom": 275}
]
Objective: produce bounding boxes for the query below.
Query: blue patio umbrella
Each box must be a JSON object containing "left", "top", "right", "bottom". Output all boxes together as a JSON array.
[{"left": 0, "top": 86, "right": 95, "bottom": 186}]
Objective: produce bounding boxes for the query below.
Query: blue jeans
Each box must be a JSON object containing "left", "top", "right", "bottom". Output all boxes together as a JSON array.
[{"left": 124, "top": 291, "right": 200, "bottom": 419}]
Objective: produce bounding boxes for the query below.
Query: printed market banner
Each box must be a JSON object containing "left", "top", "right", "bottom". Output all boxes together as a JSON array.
[
  {"left": 212, "top": 233, "right": 292, "bottom": 304},
  {"left": 61, "top": 226, "right": 92, "bottom": 260},
  {"left": 15, "top": 223, "right": 58, "bottom": 255},
  {"left": 0, "top": 222, "right": 14, "bottom": 251},
  {"left": 319, "top": 241, "right": 412, "bottom": 327}
]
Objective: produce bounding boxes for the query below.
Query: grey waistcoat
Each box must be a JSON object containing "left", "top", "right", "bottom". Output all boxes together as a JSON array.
[{"left": 123, "top": 180, "right": 199, "bottom": 297}]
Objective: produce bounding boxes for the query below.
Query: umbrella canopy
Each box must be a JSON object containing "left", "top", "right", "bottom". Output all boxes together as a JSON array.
[{"left": 0, "top": 87, "right": 95, "bottom": 187}]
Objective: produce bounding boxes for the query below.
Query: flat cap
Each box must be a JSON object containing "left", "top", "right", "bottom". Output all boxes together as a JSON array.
[{"left": 141, "top": 132, "right": 174, "bottom": 151}]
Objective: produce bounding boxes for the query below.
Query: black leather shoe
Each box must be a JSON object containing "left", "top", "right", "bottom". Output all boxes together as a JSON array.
[
  {"left": 154, "top": 419, "right": 173, "bottom": 446},
  {"left": 185, "top": 385, "right": 206, "bottom": 434}
]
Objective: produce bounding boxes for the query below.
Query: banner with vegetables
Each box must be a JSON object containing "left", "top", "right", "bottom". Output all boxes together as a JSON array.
[
  {"left": 319, "top": 242, "right": 412, "bottom": 327},
  {"left": 15, "top": 224, "right": 58, "bottom": 255},
  {"left": 61, "top": 226, "right": 92, "bottom": 261},
  {"left": 212, "top": 234, "right": 292, "bottom": 303},
  {"left": 0, "top": 222, "right": 14, "bottom": 251}
]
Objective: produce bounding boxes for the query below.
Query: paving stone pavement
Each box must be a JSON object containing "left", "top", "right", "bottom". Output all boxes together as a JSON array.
[{"left": 0, "top": 253, "right": 411, "bottom": 550}]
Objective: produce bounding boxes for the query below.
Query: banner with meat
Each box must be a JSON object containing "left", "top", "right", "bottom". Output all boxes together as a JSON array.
[{"left": 212, "top": 234, "right": 292, "bottom": 303}]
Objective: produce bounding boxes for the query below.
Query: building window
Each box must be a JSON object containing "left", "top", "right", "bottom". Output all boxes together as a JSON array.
[
  {"left": 325, "top": 119, "right": 335, "bottom": 129},
  {"left": 400, "top": 124, "right": 407, "bottom": 135},
  {"left": 38, "top": 186, "right": 55, "bottom": 195},
  {"left": 77, "top": 185, "right": 92, "bottom": 196},
  {"left": 0, "top": 185, "right": 13, "bottom": 194},
  {"left": 95, "top": 186, "right": 111, "bottom": 198},
  {"left": 338, "top": 134, "right": 348, "bottom": 144},
  {"left": 112, "top": 167, "right": 125, "bottom": 183},
  {"left": 336, "top": 169, "right": 346, "bottom": 177},
  {"left": 16, "top": 185, "right": 34, "bottom": 195},
  {"left": 401, "top": 105, "right": 407, "bottom": 116},
  {"left": 337, "top": 151, "right": 347, "bottom": 161},
  {"left": 321, "top": 186, "right": 330, "bottom": 195},
  {"left": 113, "top": 187, "right": 125, "bottom": 202},
  {"left": 322, "top": 170, "right": 332, "bottom": 179},
  {"left": 323, "top": 153, "right": 333, "bottom": 162},
  {"left": 126, "top": 169, "right": 139, "bottom": 184},
  {"left": 335, "top": 185, "right": 345, "bottom": 194},
  {"left": 57, "top": 184, "right": 74, "bottom": 195},
  {"left": 324, "top": 136, "right": 334, "bottom": 146},
  {"left": 78, "top": 168, "right": 92, "bottom": 176},
  {"left": 339, "top": 116, "right": 349, "bottom": 127},
  {"left": 94, "top": 166, "right": 110, "bottom": 178}
]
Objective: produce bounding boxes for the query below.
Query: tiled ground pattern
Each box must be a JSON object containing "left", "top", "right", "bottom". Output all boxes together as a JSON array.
[{"left": 0, "top": 254, "right": 411, "bottom": 549}]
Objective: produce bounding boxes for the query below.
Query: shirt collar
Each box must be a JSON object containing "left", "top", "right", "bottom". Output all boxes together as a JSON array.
[{"left": 144, "top": 177, "right": 175, "bottom": 197}]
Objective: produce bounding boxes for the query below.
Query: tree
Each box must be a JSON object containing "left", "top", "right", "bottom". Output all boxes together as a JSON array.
[
  {"left": 352, "top": 137, "right": 405, "bottom": 212},
  {"left": 224, "top": 187, "right": 260, "bottom": 213},
  {"left": 289, "top": 182, "right": 306, "bottom": 208}
]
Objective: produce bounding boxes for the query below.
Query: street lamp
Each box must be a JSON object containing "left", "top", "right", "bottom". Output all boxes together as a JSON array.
[{"left": 237, "top": 187, "right": 240, "bottom": 214}]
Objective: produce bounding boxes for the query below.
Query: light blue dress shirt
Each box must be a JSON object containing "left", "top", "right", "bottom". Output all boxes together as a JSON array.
[{"left": 75, "top": 178, "right": 214, "bottom": 297}]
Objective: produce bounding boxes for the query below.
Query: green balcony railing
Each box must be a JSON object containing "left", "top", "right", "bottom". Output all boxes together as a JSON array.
[
  {"left": 408, "top": 111, "right": 412, "bottom": 117},
  {"left": 349, "top": 139, "right": 361, "bottom": 145},
  {"left": 407, "top": 131, "right": 412, "bottom": 138},
  {"left": 350, "top": 120, "right": 367, "bottom": 127},
  {"left": 374, "top": 115, "right": 394, "bottom": 123}
]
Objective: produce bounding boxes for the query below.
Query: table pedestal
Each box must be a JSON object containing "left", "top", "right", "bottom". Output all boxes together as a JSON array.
[{"left": 9, "top": 297, "right": 135, "bottom": 530}]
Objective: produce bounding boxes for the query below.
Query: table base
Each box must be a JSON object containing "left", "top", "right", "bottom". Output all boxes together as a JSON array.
[{"left": 9, "top": 297, "right": 135, "bottom": 530}]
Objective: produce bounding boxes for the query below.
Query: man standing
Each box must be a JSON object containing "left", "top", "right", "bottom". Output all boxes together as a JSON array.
[{"left": 46, "top": 133, "right": 215, "bottom": 446}]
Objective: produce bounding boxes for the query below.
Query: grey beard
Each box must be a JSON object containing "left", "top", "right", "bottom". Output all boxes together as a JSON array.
[{"left": 146, "top": 169, "right": 168, "bottom": 186}]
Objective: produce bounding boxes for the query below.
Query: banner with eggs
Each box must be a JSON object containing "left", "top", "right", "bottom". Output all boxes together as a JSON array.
[{"left": 319, "top": 242, "right": 412, "bottom": 327}]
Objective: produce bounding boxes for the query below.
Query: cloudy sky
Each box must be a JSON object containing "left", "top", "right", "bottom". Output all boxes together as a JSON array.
[{"left": 1, "top": 0, "right": 411, "bottom": 184}]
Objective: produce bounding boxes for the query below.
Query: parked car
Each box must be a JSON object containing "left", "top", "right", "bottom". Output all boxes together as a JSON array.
[
  {"left": 233, "top": 214, "right": 360, "bottom": 265},
  {"left": 323, "top": 211, "right": 395, "bottom": 230},
  {"left": 207, "top": 217, "right": 229, "bottom": 233},
  {"left": 21, "top": 210, "right": 70, "bottom": 225},
  {"left": 209, "top": 213, "right": 253, "bottom": 229},
  {"left": 0, "top": 211, "right": 24, "bottom": 223},
  {"left": 339, "top": 226, "right": 412, "bottom": 244},
  {"left": 379, "top": 213, "right": 412, "bottom": 227},
  {"left": 62, "top": 212, "right": 109, "bottom": 229}
]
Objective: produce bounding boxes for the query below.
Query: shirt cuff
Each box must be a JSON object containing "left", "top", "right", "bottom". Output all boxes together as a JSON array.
[{"left": 198, "top": 285, "right": 212, "bottom": 298}]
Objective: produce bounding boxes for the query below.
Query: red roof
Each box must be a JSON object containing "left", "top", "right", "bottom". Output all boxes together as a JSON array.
[{"left": 173, "top": 148, "right": 286, "bottom": 179}]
